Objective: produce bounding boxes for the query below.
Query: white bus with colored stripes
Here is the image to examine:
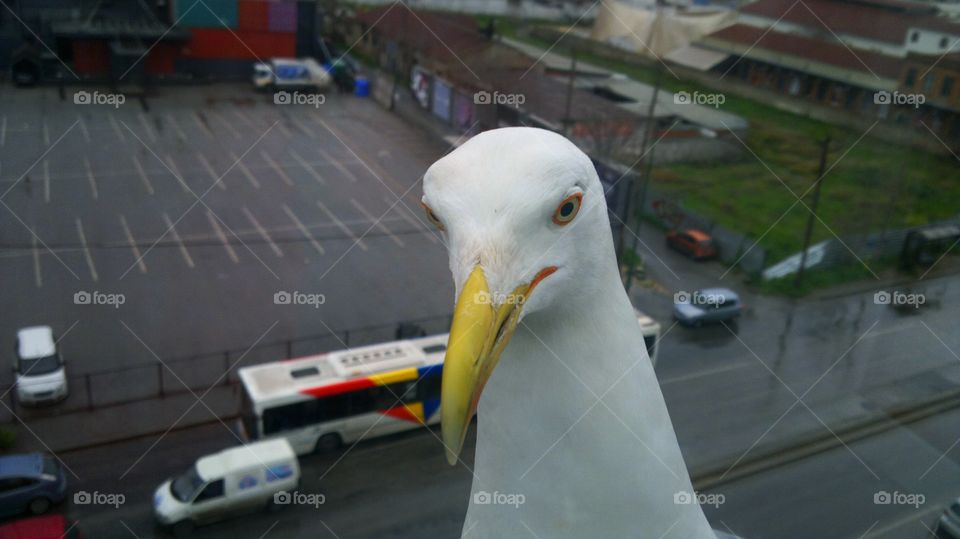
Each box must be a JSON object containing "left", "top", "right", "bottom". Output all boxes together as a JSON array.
[
  {"left": 237, "top": 334, "right": 447, "bottom": 455},
  {"left": 237, "top": 313, "right": 659, "bottom": 456}
]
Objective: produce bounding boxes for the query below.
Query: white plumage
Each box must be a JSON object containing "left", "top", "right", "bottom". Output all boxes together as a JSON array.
[{"left": 423, "top": 127, "right": 715, "bottom": 538}]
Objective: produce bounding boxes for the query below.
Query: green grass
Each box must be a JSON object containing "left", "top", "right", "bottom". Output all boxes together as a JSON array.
[
  {"left": 497, "top": 23, "right": 960, "bottom": 267},
  {"left": 756, "top": 263, "right": 882, "bottom": 297}
]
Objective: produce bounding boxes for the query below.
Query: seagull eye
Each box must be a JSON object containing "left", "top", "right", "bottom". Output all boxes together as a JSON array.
[
  {"left": 421, "top": 202, "right": 445, "bottom": 231},
  {"left": 552, "top": 193, "right": 582, "bottom": 225}
]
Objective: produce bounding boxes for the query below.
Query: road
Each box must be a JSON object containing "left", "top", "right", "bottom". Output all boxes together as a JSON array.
[
  {"left": 40, "top": 404, "right": 960, "bottom": 538},
  {"left": 631, "top": 222, "right": 960, "bottom": 471}
]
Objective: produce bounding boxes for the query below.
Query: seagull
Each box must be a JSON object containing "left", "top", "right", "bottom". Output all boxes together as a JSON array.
[{"left": 421, "top": 127, "right": 719, "bottom": 538}]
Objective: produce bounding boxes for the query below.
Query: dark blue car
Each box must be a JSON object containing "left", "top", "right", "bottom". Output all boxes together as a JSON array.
[{"left": 0, "top": 454, "right": 67, "bottom": 517}]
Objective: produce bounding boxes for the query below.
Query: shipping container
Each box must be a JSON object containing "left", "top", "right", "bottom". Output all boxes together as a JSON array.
[
  {"left": 146, "top": 42, "right": 178, "bottom": 74},
  {"left": 268, "top": 1, "right": 297, "bottom": 33},
  {"left": 184, "top": 28, "right": 296, "bottom": 59},
  {"left": 175, "top": 0, "right": 239, "bottom": 29},
  {"left": 238, "top": 0, "right": 269, "bottom": 32}
]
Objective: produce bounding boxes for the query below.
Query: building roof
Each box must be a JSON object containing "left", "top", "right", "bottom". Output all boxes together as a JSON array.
[
  {"left": 740, "top": 0, "right": 960, "bottom": 45},
  {"left": 706, "top": 23, "right": 903, "bottom": 81}
]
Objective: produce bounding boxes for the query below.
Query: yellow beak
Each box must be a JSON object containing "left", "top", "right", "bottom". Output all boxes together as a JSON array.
[{"left": 441, "top": 265, "right": 556, "bottom": 465}]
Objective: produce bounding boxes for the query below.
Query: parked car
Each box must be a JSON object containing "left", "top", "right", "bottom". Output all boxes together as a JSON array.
[
  {"left": 666, "top": 228, "right": 718, "bottom": 260},
  {"left": 0, "top": 453, "right": 67, "bottom": 517},
  {"left": 13, "top": 326, "right": 68, "bottom": 406},
  {"left": 939, "top": 498, "right": 960, "bottom": 538},
  {"left": 673, "top": 288, "right": 743, "bottom": 327},
  {"left": 154, "top": 439, "right": 299, "bottom": 536},
  {"left": 0, "top": 515, "right": 82, "bottom": 539}
]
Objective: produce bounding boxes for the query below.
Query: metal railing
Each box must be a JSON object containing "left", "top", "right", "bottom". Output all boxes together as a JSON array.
[{"left": 0, "top": 314, "right": 454, "bottom": 423}]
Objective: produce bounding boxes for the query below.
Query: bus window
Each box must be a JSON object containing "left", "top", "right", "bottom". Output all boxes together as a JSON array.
[{"left": 417, "top": 373, "right": 441, "bottom": 401}]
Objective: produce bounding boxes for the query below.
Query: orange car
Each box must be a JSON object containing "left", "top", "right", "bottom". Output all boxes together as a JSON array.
[{"left": 666, "top": 229, "right": 718, "bottom": 260}]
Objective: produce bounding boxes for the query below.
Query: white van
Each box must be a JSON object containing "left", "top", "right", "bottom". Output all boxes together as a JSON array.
[
  {"left": 14, "top": 326, "right": 68, "bottom": 406},
  {"left": 153, "top": 439, "right": 299, "bottom": 536},
  {"left": 253, "top": 57, "right": 331, "bottom": 91}
]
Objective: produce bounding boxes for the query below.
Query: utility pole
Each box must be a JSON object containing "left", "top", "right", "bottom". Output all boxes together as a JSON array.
[
  {"left": 622, "top": 9, "right": 663, "bottom": 293},
  {"left": 795, "top": 136, "right": 831, "bottom": 288},
  {"left": 562, "top": 47, "right": 577, "bottom": 137}
]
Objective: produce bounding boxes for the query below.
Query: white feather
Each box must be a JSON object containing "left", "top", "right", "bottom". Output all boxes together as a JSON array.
[{"left": 424, "top": 127, "right": 715, "bottom": 539}]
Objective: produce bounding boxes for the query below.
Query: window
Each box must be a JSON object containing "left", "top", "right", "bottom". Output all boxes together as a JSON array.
[
  {"left": 0, "top": 477, "right": 34, "bottom": 492},
  {"left": 941, "top": 37, "right": 949, "bottom": 49},
  {"left": 923, "top": 75, "right": 935, "bottom": 93},
  {"left": 942, "top": 76, "right": 955, "bottom": 97},
  {"left": 417, "top": 373, "right": 442, "bottom": 401},
  {"left": 910, "top": 31, "right": 919, "bottom": 43},
  {"left": 290, "top": 367, "right": 320, "bottom": 379},
  {"left": 905, "top": 68, "right": 917, "bottom": 88},
  {"left": 194, "top": 479, "right": 224, "bottom": 503},
  {"left": 422, "top": 344, "right": 446, "bottom": 354}
]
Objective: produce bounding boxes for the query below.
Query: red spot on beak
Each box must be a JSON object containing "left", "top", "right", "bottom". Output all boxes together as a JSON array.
[{"left": 529, "top": 266, "right": 558, "bottom": 294}]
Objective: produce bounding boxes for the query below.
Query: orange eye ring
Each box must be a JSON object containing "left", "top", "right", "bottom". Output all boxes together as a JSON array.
[
  {"left": 552, "top": 193, "right": 582, "bottom": 225},
  {"left": 421, "top": 201, "right": 445, "bottom": 231}
]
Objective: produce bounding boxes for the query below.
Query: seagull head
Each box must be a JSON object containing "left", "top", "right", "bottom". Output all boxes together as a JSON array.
[{"left": 422, "top": 127, "right": 613, "bottom": 465}]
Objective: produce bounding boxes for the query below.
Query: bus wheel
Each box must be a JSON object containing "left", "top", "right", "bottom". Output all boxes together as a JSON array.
[{"left": 314, "top": 433, "right": 342, "bottom": 453}]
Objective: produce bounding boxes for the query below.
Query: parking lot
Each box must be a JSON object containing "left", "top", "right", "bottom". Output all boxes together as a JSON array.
[{"left": 0, "top": 84, "right": 454, "bottom": 388}]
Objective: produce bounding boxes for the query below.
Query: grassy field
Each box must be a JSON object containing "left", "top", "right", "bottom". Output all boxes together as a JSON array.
[{"left": 496, "top": 23, "right": 960, "bottom": 267}]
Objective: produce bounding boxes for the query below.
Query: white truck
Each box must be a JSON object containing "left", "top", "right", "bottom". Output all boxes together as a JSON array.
[
  {"left": 154, "top": 439, "right": 299, "bottom": 535},
  {"left": 253, "top": 57, "right": 331, "bottom": 91}
]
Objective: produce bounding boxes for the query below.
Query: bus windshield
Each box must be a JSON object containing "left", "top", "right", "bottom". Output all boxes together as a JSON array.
[{"left": 171, "top": 465, "right": 205, "bottom": 502}]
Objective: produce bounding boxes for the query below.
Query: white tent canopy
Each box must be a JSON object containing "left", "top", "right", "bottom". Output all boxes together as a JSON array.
[{"left": 591, "top": 0, "right": 736, "bottom": 58}]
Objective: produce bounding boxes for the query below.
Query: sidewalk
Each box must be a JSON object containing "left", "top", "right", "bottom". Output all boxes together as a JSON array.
[{"left": 8, "top": 386, "right": 241, "bottom": 454}]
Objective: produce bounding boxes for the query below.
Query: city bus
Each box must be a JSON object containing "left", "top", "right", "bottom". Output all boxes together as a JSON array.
[
  {"left": 237, "top": 314, "right": 660, "bottom": 455},
  {"left": 237, "top": 334, "right": 447, "bottom": 455}
]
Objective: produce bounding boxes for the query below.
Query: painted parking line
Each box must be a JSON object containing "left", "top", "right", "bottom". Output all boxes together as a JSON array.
[
  {"left": 350, "top": 198, "right": 404, "bottom": 247},
  {"left": 233, "top": 109, "right": 258, "bottom": 131},
  {"left": 214, "top": 111, "right": 242, "bottom": 139},
  {"left": 193, "top": 113, "right": 214, "bottom": 139},
  {"left": 242, "top": 206, "right": 282, "bottom": 257},
  {"left": 228, "top": 152, "right": 260, "bottom": 189},
  {"left": 317, "top": 200, "right": 367, "bottom": 251},
  {"left": 196, "top": 152, "right": 227, "bottom": 191},
  {"left": 162, "top": 213, "right": 195, "bottom": 268},
  {"left": 165, "top": 155, "right": 192, "bottom": 194},
  {"left": 261, "top": 151, "right": 294, "bottom": 186},
  {"left": 292, "top": 117, "right": 317, "bottom": 138},
  {"left": 75, "top": 218, "right": 99, "bottom": 281},
  {"left": 42, "top": 160, "right": 50, "bottom": 203},
  {"left": 131, "top": 155, "right": 155, "bottom": 195},
  {"left": 83, "top": 157, "right": 99, "bottom": 200},
  {"left": 316, "top": 146, "right": 359, "bottom": 183},
  {"left": 32, "top": 235, "right": 42, "bottom": 288},
  {"left": 138, "top": 113, "right": 157, "bottom": 143},
  {"left": 282, "top": 204, "right": 324, "bottom": 255},
  {"left": 42, "top": 119, "right": 49, "bottom": 146},
  {"left": 383, "top": 196, "right": 439, "bottom": 244},
  {"left": 119, "top": 215, "right": 147, "bottom": 274},
  {"left": 108, "top": 114, "right": 126, "bottom": 142},
  {"left": 289, "top": 149, "right": 326, "bottom": 185},
  {"left": 166, "top": 114, "right": 188, "bottom": 141},
  {"left": 206, "top": 210, "right": 239, "bottom": 264},
  {"left": 275, "top": 120, "right": 293, "bottom": 139},
  {"left": 78, "top": 116, "right": 91, "bottom": 143}
]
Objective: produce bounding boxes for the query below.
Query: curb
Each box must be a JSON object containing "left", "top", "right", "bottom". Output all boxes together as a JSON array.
[{"left": 691, "top": 388, "right": 960, "bottom": 491}]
